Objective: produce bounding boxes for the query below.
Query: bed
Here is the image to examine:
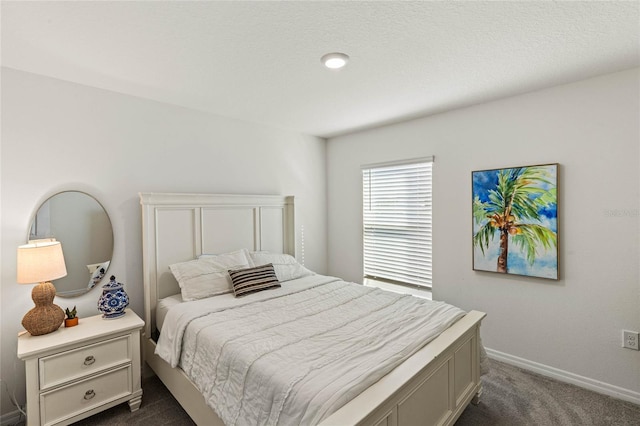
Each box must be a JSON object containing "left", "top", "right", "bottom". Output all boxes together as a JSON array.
[{"left": 140, "top": 192, "right": 486, "bottom": 426}]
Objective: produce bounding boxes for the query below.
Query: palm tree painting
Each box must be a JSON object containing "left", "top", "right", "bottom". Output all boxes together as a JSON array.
[{"left": 472, "top": 163, "right": 558, "bottom": 279}]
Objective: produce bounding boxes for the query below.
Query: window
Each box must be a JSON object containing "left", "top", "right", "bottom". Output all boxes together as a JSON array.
[{"left": 362, "top": 157, "right": 433, "bottom": 289}]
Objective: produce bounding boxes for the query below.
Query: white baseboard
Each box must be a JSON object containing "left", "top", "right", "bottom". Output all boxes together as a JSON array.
[
  {"left": 486, "top": 348, "right": 640, "bottom": 405},
  {"left": 0, "top": 409, "right": 24, "bottom": 426}
]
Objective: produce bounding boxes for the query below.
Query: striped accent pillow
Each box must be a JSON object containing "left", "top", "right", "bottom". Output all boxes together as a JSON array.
[{"left": 228, "top": 263, "right": 281, "bottom": 297}]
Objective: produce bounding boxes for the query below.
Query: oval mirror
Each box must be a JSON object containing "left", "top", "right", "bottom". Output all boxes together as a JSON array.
[{"left": 29, "top": 191, "right": 114, "bottom": 297}]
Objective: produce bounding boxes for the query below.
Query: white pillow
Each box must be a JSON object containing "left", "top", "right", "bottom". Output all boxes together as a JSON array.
[
  {"left": 170, "top": 249, "right": 254, "bottom": 301},
  {"left": 88, "top": 260, "right": 110, "bottom": 288},
  {"left": 198, "top": 248, "right": 255, "bottom": 267},
  {"left": 248, "top": 252, "right": 314, "bottom": 282}
]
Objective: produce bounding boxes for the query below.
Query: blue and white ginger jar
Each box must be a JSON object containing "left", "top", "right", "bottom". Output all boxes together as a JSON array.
[{"left": 98, "top": 275, "right": 129, "bottom": 319}]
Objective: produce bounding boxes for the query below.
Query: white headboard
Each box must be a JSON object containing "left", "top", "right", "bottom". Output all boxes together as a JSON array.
[{"left": 140, "top": 192, "right": 295, "bottom": 337}]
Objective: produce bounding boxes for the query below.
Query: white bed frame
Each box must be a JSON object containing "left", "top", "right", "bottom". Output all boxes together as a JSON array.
[{"left": 140, "top": 192, "right": 486, "bottom": 426}]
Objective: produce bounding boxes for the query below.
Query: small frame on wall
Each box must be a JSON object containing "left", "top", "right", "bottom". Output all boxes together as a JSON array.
[{"left": 472, "top": 163, "right": 558, "bottom": 280}]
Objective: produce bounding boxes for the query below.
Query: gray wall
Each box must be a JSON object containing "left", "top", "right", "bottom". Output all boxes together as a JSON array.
[{"left": 327, "top": 68, "right": 640, "bottom": 401}]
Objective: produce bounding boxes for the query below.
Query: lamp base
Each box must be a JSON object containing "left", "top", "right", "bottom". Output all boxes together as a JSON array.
[{"left": 22, "top": 282, "right": 65, "bottom": 336}]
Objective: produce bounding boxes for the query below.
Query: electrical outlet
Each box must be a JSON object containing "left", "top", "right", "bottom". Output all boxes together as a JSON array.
[{"left": 622, "top": 330, "right": 639, "bottom": 350}]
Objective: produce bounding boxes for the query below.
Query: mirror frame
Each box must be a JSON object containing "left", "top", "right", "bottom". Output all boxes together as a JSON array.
[{"left": 28, "top": 190, "right": 114, "bottom": 298}]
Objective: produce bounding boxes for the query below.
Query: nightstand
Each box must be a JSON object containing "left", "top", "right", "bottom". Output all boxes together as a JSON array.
[{"left": 17, "top": 308, "right": 144, "bottom": 426}]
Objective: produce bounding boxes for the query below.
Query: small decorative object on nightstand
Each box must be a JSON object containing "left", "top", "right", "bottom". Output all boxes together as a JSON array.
[
  {"left": 97, "top": 275, "right": 129, "bottom": 319},
  {"left": 17, "top": 309, "right": 144, "bottom": 426},
  {"left": 64, "top": 306, "right": 78, "bottom": 327}
]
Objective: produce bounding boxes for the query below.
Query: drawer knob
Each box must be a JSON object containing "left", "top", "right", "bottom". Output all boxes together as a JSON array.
[
  {"left": 84, "top": 356, "right": 96, "bottom": 366},
  {"left": 84, "top": 389, "right": 96, "bottom": 400}
]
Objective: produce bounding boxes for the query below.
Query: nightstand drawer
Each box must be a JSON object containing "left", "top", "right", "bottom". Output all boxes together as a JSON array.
[
  {"left": 40, "top": 365, "right": 132, "bottom": 426},
  {"left": 39, "top": 335, "right": 131, "bottom": 390}
]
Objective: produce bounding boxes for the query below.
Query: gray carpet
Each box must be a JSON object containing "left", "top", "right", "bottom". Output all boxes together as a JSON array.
[
  {"left": 72, "top": 359, "right": 639, "bottom": 425},
  {"left": 455, "top": 360, "right": 640, "bottom": 426}
]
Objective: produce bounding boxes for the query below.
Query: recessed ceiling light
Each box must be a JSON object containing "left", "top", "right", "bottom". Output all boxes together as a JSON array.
[{"left": 321, "top": 52, "right": 349, "bottom": 69}]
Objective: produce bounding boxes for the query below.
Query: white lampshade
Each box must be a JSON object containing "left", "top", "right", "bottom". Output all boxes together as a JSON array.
[{"left": 17, "top": 240, "right": 67, "bottom": 284}]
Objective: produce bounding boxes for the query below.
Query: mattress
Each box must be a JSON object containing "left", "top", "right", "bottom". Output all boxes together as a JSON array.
[{"left": 156, "top": 274, "right": 466, "bottom": 425}]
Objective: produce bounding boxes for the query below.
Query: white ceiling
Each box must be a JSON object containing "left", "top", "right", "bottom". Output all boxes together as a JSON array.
[{"left": 2, "top": 1, "right": 639, "bottom": 138}]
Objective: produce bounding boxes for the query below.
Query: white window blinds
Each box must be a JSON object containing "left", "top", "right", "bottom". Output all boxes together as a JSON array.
[{"left": 362, "top": 158, "right": 433, "bottom": 288}]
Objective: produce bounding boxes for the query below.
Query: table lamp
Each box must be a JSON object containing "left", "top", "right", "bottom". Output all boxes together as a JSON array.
[{"left": 17, "top": 239, "right": 67, "bottom": 336}]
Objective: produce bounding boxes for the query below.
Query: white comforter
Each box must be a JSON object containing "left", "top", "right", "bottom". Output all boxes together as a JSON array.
[{"left": 156, "top": 275, "right": 466, "bottom": 426}]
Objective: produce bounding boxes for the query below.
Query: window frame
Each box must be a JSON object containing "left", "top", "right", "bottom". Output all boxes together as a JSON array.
[{"left": 361, "top": 156, "right": 434, "bottom": 289}]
